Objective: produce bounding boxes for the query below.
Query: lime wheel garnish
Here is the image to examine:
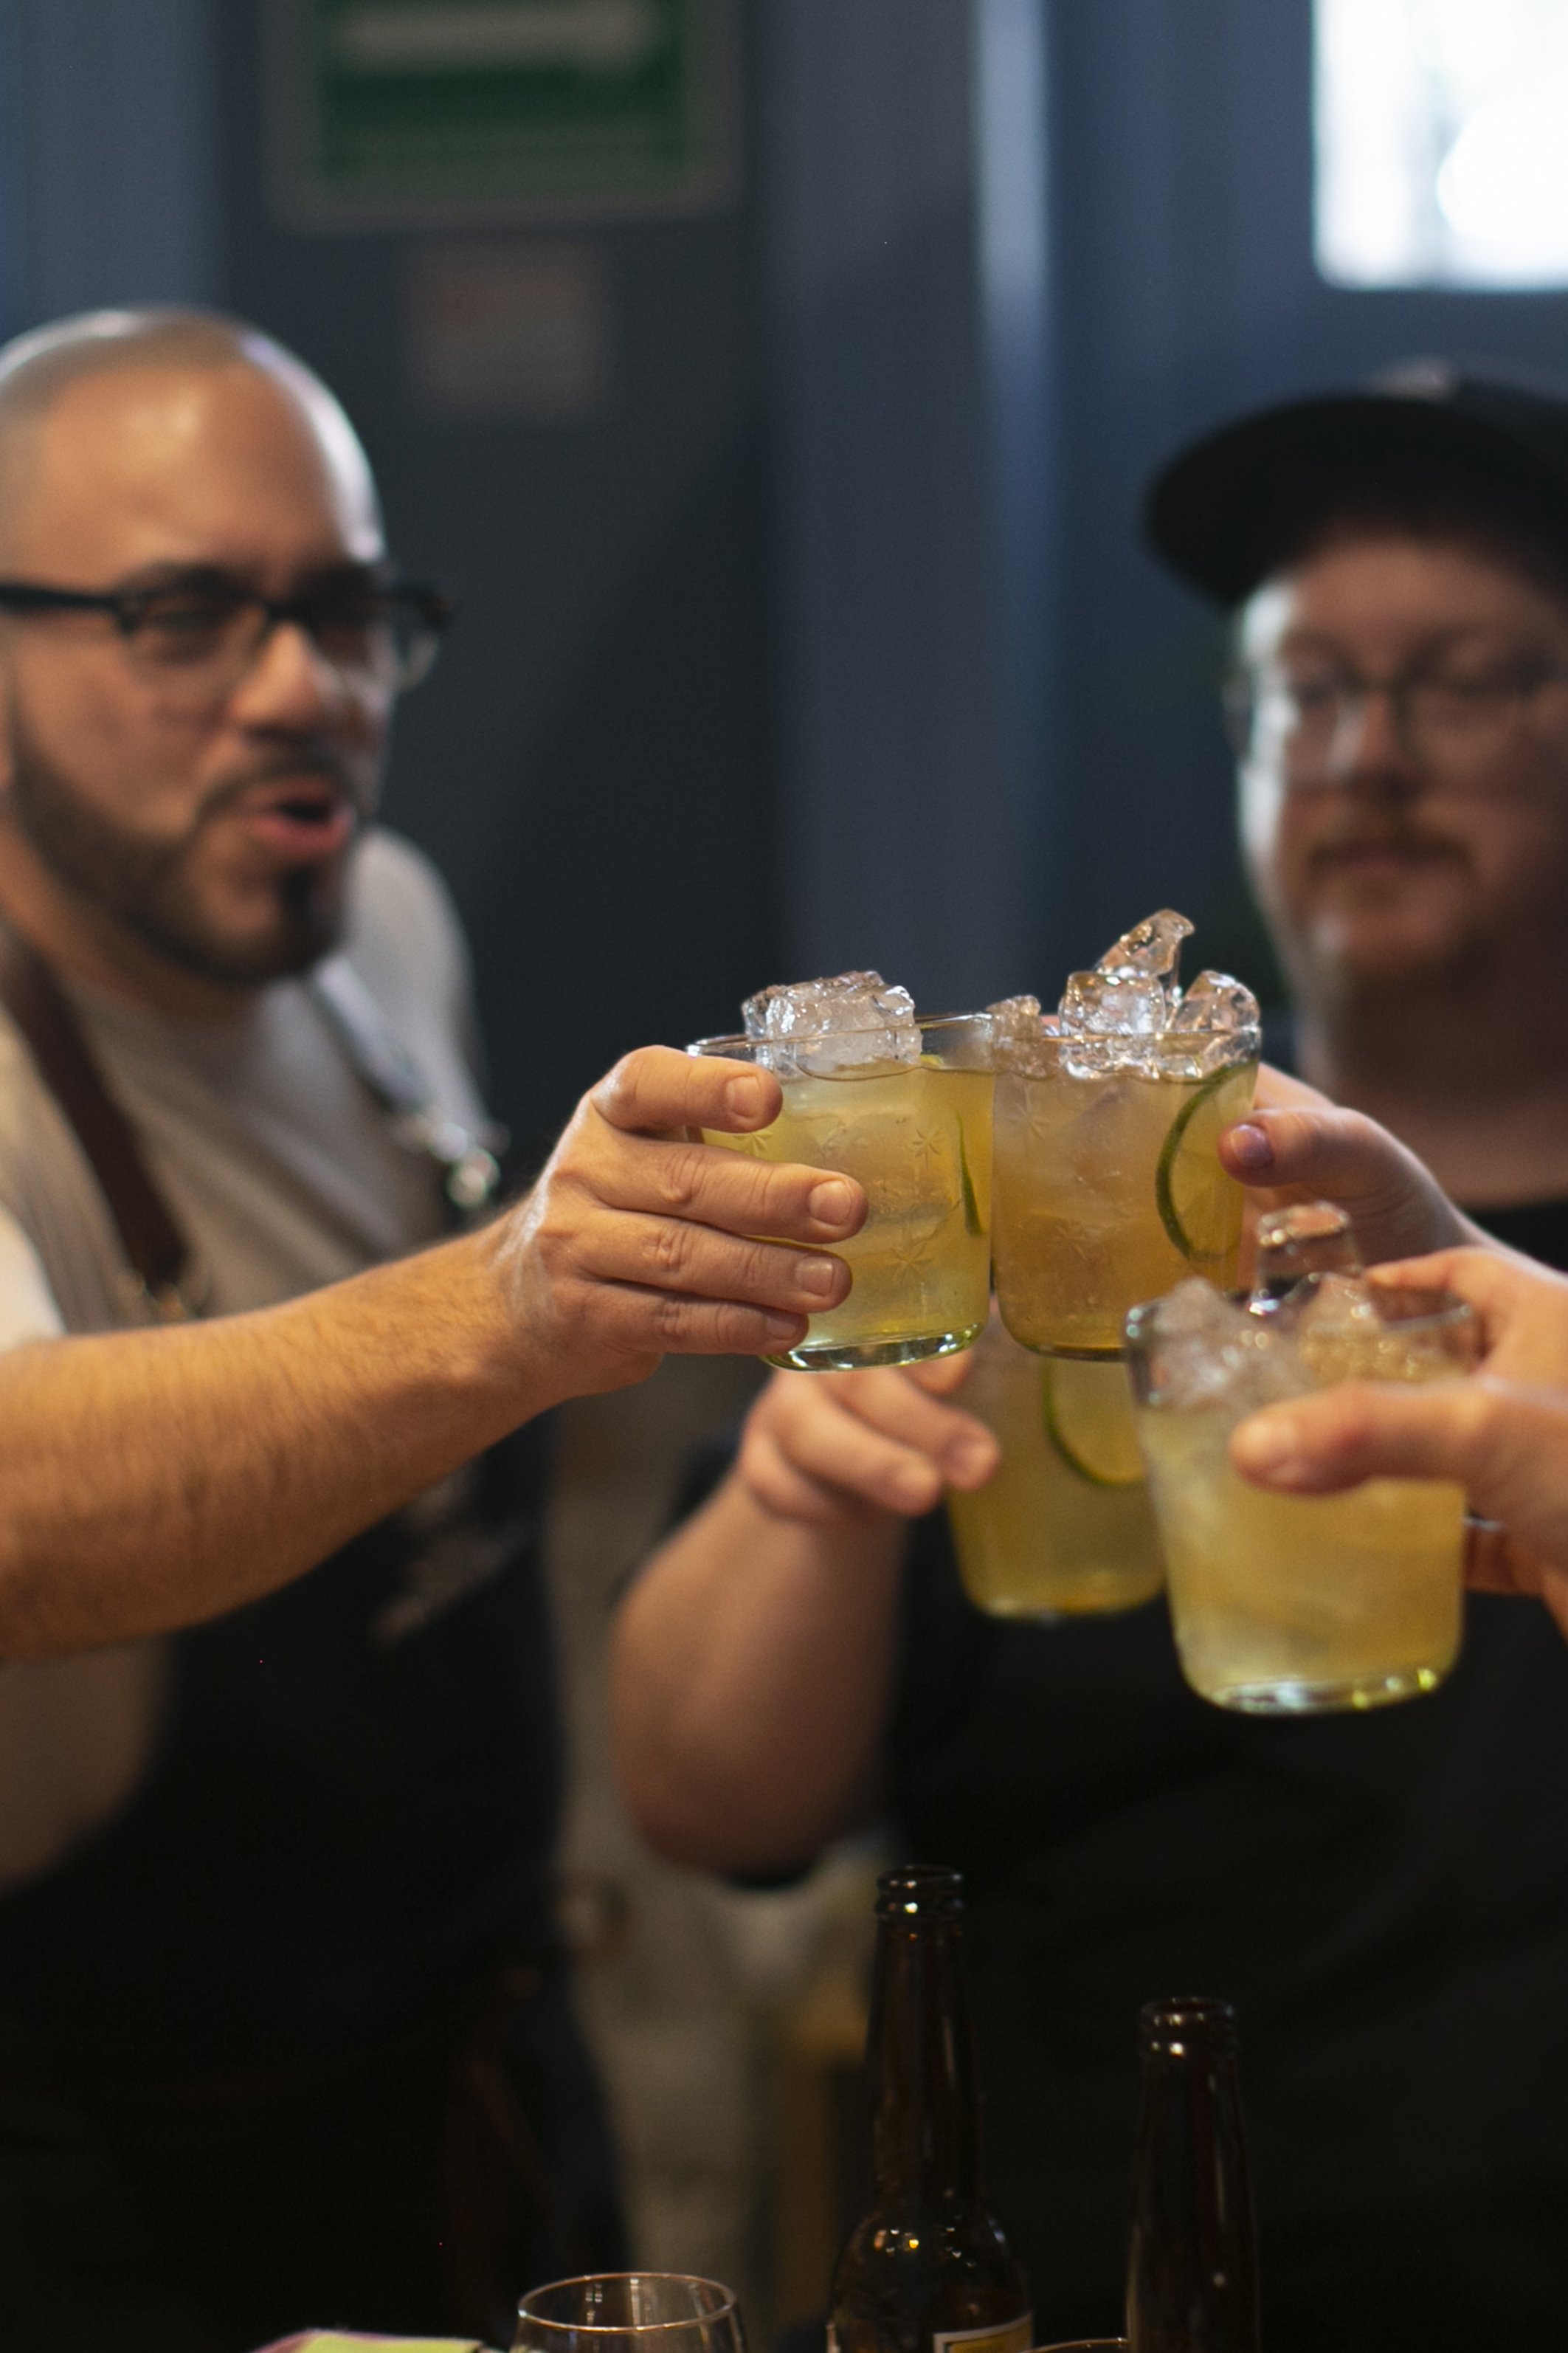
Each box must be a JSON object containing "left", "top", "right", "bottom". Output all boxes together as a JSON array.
[
  {"left": 959, "top": 1126, "right": 984, "bottom": 1236},
  {"left": 1040, "top": 1357, "right": 1144, "bottom": 1488},
  {"left": 1154, "top": 1063, "right": 1250, "bottom": 1264}
]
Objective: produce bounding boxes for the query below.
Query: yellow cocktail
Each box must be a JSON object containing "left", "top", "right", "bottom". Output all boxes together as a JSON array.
[
  {"left": 992, "top": 1034, "right": 1257, "bottom": 1358},
  {"left": 947, "top": 1315, "right": 1162, "bottom": 1617},
  {"left": 1136, "top": 1409, "right": 1464, "bottom": 1710},
  {"left": 1127, "top": 1272, "right": 1477, "bottom": 1713},
  {"left": 694, "top": 1013, "right": 992, "bottom": 1371}
]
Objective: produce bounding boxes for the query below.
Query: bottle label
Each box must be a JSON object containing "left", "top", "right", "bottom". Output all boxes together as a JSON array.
[
  {"left": 931, "top": 2319, "right": 1033, "bottom": 2353},
  {"left": 829, "top": 2315, "right": 1032, "bottom": 2353}
]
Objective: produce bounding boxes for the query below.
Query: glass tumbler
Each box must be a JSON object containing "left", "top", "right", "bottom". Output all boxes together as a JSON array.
[
  {"left": 945, "top": 1310, "right": 1163, "bottom": 1619},
  {"left": 514, "top": 2273, "right": 745, "bottom": 2353},
  {"left": 992, "top": 1024, "right": 1257, "bottom": 1359},
  {"left": 1127, "top": 1285, "right": 1479, "bottom": 1712},
  {"left": 691, "top": 1012, "right": 993, "bottom": 1371}
]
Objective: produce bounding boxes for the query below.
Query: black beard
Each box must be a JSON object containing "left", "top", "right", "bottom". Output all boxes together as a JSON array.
[{"left": 4, "top": 709, "right": 359, "bottom": 988}]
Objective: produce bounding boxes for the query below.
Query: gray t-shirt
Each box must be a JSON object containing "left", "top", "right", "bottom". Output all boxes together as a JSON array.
[{"left": 0, "top": 828, "right": 491, "bottom": 1890}]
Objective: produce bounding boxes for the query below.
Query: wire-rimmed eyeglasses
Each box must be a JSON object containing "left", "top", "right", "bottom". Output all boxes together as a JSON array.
[
  {"left": 0, "top": 565, "right": 457, "bottom": 709},
  {"left": 1223, "top": 655, "right": 1568, "bottom": 785}
]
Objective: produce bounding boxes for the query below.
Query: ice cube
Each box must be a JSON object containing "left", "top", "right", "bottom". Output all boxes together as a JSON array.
[
  {"left": 1281, "top": 1272, "right": 1384, "bottom": 1380},
  {"left": 986, "top": 993, "right": 1051, "bottom": 1075},
  {"left": 1172, "top": 969, "right": 1260, "bottom": 1031},
  {"left": 1060, "top": 970, "right": 1170, "bottom": 1036},
  {"left": 1057, "top": 924, "right": 1167, "bottom": 1075},
  {"left": 1096, "top": 909, "right": 1194, "bottom": 981},
  {"left": 1138, "top": 1277, "right": 1308, "bottom": 1413},
  {"left": 1150, "top": 1275, "right": 1242, "bottom": 1340},
  {"left": 1061, "top": 912, "right": 1190, "bottom": 1038},
  {"left": 1297, "top": 1272, "right": 1383, "bottom": 1330},
  {"left": 742, "top": 970, "right": 921, "bottom": 1078},
  {"left": 1041, "top": 912, "right": 1261, "bottom": 1078},
  {"left": 1253, "top": 1202, "right": 1363, "bottom": 1298},
  {"left": 1254, "top": 1261, "right": 1477, "bottom": 1388},
  {"left": 1171, "top": 969, "right": 1263, "bottom": 1071},
  {"left": 1381, "top": 1309, "right": 1477, "bottom": 1384},
  {"left": 1364, "top": 1287, "right": 1479, "bottom": 1384},
  {"left": 1057, "top": 911, "right": 1194, "bottom": 1077}
]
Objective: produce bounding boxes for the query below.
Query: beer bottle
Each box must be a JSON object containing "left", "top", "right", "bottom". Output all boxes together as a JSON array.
[
  {"left": 1125, "top": 1996, "right": 1260, "bottom": 2353},
  {"left": 829, "top": 1865, "right": 1030, "bottom": 2353}
]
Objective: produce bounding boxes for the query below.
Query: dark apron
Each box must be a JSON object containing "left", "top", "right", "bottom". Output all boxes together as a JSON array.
[{"left": 0, "top": 1420, "right": 625, "bottom": 2352}]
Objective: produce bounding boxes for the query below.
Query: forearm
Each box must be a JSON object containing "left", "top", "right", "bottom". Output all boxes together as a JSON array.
[
  {"left": 0, "top": 1038, "right": 877, "bottom": 1657},
  {"left": 0, "top": 1223, "right": 536, "bottom": 1656},
  {"left": 612, "top": 1472, "right": 907, "bottom": 1873}
]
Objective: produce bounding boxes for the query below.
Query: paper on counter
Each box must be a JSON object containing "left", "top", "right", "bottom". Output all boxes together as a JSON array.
[{"left": 255, "top": 2335, "right": 491, "bottom": 2352}]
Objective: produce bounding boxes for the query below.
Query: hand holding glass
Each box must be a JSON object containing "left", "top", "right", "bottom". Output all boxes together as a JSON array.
[
  {"left": 1128, "top": 1210, "right": 1479, "bottom": 1714},
  {"left": 691, "top": 1013, "right": 992, "bottom": 1371}
]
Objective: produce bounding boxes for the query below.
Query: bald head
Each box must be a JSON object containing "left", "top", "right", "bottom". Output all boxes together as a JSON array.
[
  {"left": 0, "top": 307, "right": 379, "bottom": 565},
  {"left": 0, "top": 307, "right": 396, "bottom": 1004}
]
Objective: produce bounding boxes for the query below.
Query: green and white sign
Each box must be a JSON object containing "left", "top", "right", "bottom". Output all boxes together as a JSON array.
[{"left": 271, "top": 0, "right": 736, "bottom": 225}]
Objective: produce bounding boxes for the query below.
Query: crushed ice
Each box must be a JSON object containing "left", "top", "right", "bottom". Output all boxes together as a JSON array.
[
  {"left": 985, "top": 993, "right": 1050, "bottom": 1076},
  {"left": 1138, "top": 1204, "right": 1472, "bottom": 1412},
  {"left": 742, "top": 970, "right": 922, "bottom": 1078},
  {"left": 1096, "top": 908, "right": 1193, "bottom": 980},
  {"left": 1053, "top": 909, "right": 1260, "bottom": 1079}
]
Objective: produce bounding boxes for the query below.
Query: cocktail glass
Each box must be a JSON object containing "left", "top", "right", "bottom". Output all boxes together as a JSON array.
[
  {"left": 691, "top": 1013, "right": 992, "bottom": 1371},
  {"left": 992, "top": 1022, "right": 1258, "bottom": 1360},
  {"left": 1126, "top": 1258, "right": 1479, "bottom": 1713},
  {"left": 514, "top": 2275, "right": 745, "bottom": 2353},
  {"left": 946, "top": 1312, "right": 1163, "bottom": 1618}
]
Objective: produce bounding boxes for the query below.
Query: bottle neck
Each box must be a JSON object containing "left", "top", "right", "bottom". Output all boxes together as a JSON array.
[
  {"left": 866, "top": 1912, "right": 984, "bottom": 2207},
  {"left": 1126, "top": 2002, "right": 1260, "bottom": 2353}
]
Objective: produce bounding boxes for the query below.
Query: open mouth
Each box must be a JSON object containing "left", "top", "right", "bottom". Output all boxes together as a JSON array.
[{"left": 232, "top": 778, "right": 359, "bottom": 861}]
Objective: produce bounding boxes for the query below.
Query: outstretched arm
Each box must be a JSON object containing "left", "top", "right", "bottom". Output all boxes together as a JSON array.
[
  {"left": 612, "top": 1351, "right": 998, "bottom": 1873},
  {"left": 0, "top": 1047, "right": 864, "bottom": 1657}
]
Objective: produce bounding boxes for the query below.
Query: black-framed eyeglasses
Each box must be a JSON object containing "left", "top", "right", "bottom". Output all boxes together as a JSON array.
[
  {"left": 0, "top": 566, "right": 457, "bottom": 706},
  {"left": 1223, "top": 654, "right": 1568, "bottom": 786}
]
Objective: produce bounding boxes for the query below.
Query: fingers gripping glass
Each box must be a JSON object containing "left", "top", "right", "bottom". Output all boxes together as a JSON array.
[
  {"left": 1224, "top": 656, "right": 1568, "bottom": 784},
  {"left": 0, "top": 569, "right": 455, "bottom": 704}
]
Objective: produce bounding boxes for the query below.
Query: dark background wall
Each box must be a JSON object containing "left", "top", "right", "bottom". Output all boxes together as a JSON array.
[
  {"left": 218, "top": 4, "right": 781, "bottom": 1166},
  {"left": 1044, "top": 0, "right": 1568, "bottom": 998},
  {"left": 3, "top": 0, "right": 1568, "bottom": 1144}
]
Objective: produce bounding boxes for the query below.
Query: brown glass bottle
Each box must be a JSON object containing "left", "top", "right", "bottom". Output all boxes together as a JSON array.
[
  {"left": 1125, "top": 1997, "right": 1261, "bottom": 2353},
  {"left": 829, "top": 1866, "right": 1030, "bottom": 2353}
]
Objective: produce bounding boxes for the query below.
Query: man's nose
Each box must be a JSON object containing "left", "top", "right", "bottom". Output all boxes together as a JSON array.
[
  {"left": 1324, "top": 683, "right": 1423, "bottom": 793},
  {"left": 227, "top": 616, "right": 357, "bottom": 728}
]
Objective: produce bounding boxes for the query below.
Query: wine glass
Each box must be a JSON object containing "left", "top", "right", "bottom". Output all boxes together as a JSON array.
[{"left": 513, "top": 2273, "right": 746, "bottom": 2353}]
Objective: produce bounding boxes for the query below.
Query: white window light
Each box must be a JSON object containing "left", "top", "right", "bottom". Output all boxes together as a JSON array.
[{"left": 1316, "top": 0, "right": 1568, "bottom": 289}]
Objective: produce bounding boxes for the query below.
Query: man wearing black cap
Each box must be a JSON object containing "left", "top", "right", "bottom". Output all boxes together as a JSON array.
[
  {"left": 1146, "top": 359, "right": 1568, "bottom": 1250},
  {"left": 615, "top": 366, "right": 1568, "bottom": 2353}
]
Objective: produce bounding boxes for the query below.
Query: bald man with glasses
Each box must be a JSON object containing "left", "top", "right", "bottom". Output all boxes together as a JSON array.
[{"left": 0, "top": 308, "right": 864, "bottom": 2353}]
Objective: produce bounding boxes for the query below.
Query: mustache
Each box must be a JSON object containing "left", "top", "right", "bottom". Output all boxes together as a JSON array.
[
  {"left": 1305, "top": 811, "right": 1468, "bottom": 868},
  {"left": 196, "top": 746, "right": 373, "bottom": 827}
]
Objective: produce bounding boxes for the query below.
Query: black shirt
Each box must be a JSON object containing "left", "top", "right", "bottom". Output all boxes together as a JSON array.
[{"left": 888, "top": 1195, "right": 1568, "bottom": 2352}]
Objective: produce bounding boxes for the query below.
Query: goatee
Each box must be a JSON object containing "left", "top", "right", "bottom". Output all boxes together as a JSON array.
[{"left": 3, "top": 712, "right": 355, "bottom": 987}]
